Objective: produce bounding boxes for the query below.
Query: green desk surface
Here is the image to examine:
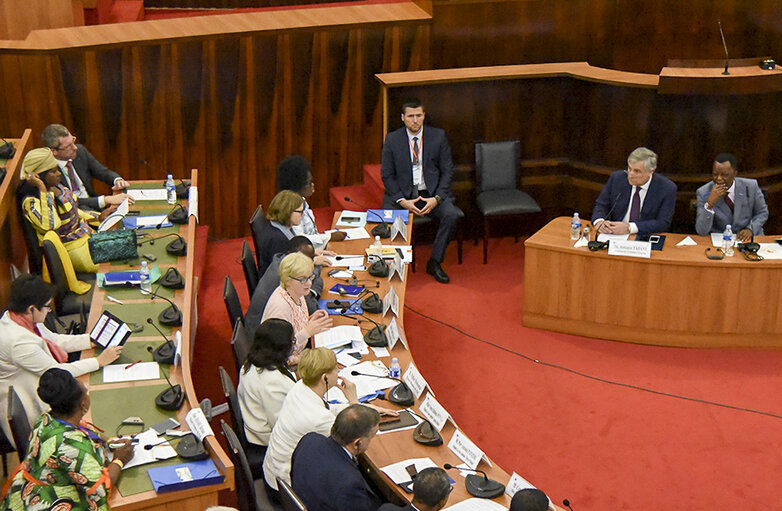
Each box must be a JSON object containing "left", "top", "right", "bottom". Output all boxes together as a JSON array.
[
  {"left": 89, "top": 384, "right": 184, "bottom": 496},
  {"left": 102, "top": 303, "right": 175, "bottom": 336},
  {"left": 89, "top": 340, "right": 161, "bottom": 385}
]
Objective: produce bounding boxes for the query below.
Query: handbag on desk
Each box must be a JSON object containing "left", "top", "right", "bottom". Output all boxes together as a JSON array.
[{"left": 89, "top": 229, "right": 139, "bottom": 263}]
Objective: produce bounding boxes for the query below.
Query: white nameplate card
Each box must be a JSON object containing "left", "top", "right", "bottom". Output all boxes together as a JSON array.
[
  {"left": 447, "top": 429, "right": 490, "bottom": 470},
  {"left": 173, "top": 331, "right": 183, "bottom": 368},
  {"left": 383, "top": 286, "right": 399, "bottom": 317},
  {"left": 388, "top": 253, "right": 405, "bottom": 282},
  {"left": 390, "top": 215, "right": 408, "bottom": 241},
  {"left": 402, "top": 362, "right": 430, "bottom": 399},
  {"left": 607, "top": 239, "right": 651, "bottom": 259},
  {"left": 419, "top": 393, "right": 452, "bottom": 432},
  {"left": 384, "top": 318, "right": 406, "bottom": 350},
  {"left": 188, "top": 186, "right": 199, "bottom": 223}
]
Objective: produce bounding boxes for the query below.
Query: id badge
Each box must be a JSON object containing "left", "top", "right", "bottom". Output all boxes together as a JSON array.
[{"left": 412, "top": 163, "right": 423, "bottom": 187}]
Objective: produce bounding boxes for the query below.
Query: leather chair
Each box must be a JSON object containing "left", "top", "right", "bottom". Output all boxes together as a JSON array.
[
  {"left": 220, "top": 420, "right": 277, "bottom": 511},
  {"left": 231, "top": 315, "right": 251, "bottom": 375},
  {"left": 241, "top": 241, "right": 260, "bottom": 298},
  {"left": 223, "top": 275, "right": 244, "bottom": 329},
  {"left": 7, "top": 386, "right": 31, "bottom": 458},
  {"left": 0, "top": 428, "right": 14, "bottom": 476},
  {"left": 19, "top": 211, "right": 43, "bottom": 275},
  {"left": 278, "top": 478, "right": 308, "bottom": 511},
  {"left": 475, "top": 140, "right": 541, "bottom": 263},
  {"left": 40, "top": 238, "right": 94, "bottom": 316},
  {"left": 218, "top": 367, "right": 265, "bottom": 481},
  {"left": 249, "top": 205, "right": 268, "bottom": 273}
]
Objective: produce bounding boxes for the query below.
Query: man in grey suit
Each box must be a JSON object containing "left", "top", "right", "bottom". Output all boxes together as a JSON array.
[{"left": 695, "top": 153, "right": 768, "bottom": 242}]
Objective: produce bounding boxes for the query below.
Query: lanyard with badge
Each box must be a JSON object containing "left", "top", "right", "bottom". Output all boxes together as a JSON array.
[{"left": 409, "top": 135, "right": 423, "bottom": 186}]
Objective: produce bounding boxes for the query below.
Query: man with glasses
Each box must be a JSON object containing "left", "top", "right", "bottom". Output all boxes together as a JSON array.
[
  {"left": 41, "top": 124, "right": 132, "bottom": 211},
  {"left": 591, "top": 147, "right": 677, "bottom": 235}
]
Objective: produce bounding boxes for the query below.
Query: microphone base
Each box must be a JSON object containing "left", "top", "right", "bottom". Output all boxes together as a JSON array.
[
  {"left": 364, "top": 325, "right": 387, "bottom": 347},
  {"left": 167, "top": 238, "right": 187, "bottom": 256},
  {"left": 465, "top": 474, "right": 505, "bottom": 499},
  {"left": 153, "top": 341, "right": 176, "bottom": 365},
  {"left": 387, "top": 382, "right": 415, "bottom": 407},
  {"left": 159, "top": 306, "right": 183, "bottom": 327},
  {"left": 371, "top": 223, "right": 391, "bottom": 239},
  {"left": 155, "top": 384, "right": 184, "bottom": 410}
]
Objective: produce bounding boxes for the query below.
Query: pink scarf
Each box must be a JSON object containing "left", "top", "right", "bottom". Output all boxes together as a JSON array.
[{"left": 9, "top": 312, "right": 68, "bottom": 363}]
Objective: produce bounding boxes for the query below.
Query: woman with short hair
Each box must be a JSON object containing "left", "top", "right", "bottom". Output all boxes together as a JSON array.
[{"left": 257, "top": 190, "right": 305, "bottom": 276}]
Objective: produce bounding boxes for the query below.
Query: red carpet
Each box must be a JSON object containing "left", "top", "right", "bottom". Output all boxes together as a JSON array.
[{"left": 195, "top": 230, "right": 782, "bottom": 510}]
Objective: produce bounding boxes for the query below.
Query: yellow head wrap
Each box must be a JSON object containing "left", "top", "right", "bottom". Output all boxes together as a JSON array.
[{"left": 20, "top": 148, "right": 58, "bottom": 180}]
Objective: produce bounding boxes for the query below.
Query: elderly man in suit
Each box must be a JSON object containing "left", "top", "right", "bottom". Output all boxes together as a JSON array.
[
  {"left": 695, "top": 153, "right": 768, "bottom": 242},
  {"left": 591, "top": 147, "right": 678, "bottom": 235},
  {"left": 290, "top": 404, "right": 382, "bottom": 511},
  {"left": 380, "top": 99, "right": 462, "bottom": 283},
  {"left": 42, "top": 124, "right": 132, "bottom": 210}
]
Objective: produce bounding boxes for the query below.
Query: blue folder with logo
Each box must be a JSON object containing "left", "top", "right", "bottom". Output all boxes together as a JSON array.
[
  {"left": 147, "top": 458, "right": 224, "bottom": 493},
  {"left": 366, "top": 209, "right": 410, "bottom": 224}
]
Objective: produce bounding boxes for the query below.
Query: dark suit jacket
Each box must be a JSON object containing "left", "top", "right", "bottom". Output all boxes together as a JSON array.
[
  {"left": 591, "top": 170, "right": 677, "bottom": 235},
  {"left": 258, "top": 223, "right": 293, "bottom": 277},
  {"left": 291, "top": 433, "right": 381, "bottom": 511},
  {"left": 380, "top": 126, "right": 454, "bottom": 203},
  {"left": 378, "top": 504, "right": 415, "bottom": 511},
  {"left": 64, "top": 144, "right": 122, "bottom": 210}
]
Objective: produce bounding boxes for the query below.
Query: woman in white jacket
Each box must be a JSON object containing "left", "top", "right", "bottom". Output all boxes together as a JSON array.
[{"left": 0, "top": 275, "right": 121, "bottom": 446}]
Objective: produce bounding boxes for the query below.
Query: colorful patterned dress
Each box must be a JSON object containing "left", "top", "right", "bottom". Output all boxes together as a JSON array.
[{"left": 1, "top": 413, "right": 111, "bottom": 511}]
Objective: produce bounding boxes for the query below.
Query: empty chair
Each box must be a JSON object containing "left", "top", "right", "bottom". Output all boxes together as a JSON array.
[
  {"left": 278, "top": 478, "right": 308, "bottom": 511},
  {"left": 7, "top": 386, "right": 31, "bottom": 458},
  {"left": 475, "top": 140, "right": 541, "bottom": 263},
  {"left": 223, "top": 275, "right": 244, "bottom": 329},
  {"left": 249, "top": 205, "right": 268, "bottom": 273},
  {"left": 220, "top": 420, "right": 276, "bottom": 511},
  {"left": 241, "top": 241, "right": 260, "bottom": 298},
  {"left": 219, "top": 366, "right": 264, "bottom": 480},
  {"left": 231, "top": 320, "right": 251, "bottom": 376}
]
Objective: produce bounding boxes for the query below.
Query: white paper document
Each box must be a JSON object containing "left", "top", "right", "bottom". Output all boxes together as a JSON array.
[
  {"left": 711, "top": 233, "right": 737, "bottom": 247},
  {"left": 315, "top": 325, "right": 362, "bottom": 350},
  {"left": 442, "top": 498, "right": 508, "bottom": 511},
  {"left": 134, "top": 215, "right": 169, "bottom": 228},
  {"left": 127, "top": 189, "right": 167, "bottom": 201},
  {"left": 757, "top": 243, "right": 782, "bottom": 259},
  {"left": 186, "top": 408, "right": 214, "bottom": 442},
  {"left": 98, "top": 198, "right": 129, "bottom": 231},
  {"left": 597, "top": 233, "right": 630, "bottom": 242},
  {"left": 325, "top": 255, "right": 365, "bottom": 267},
  {"left": 326, "top": 228, "right": 371, "bottom": 240},
  {"left": 336, "top": 211, "right": 367, "bottom": 228},
  {"left": 339, "top": 360, "right": 396, "bottom": 399},
  {"left": 676, "top": 236, "right": 697, "bottom": 246},
  {"left": 122, "top": 429, "right": 177, "bottom": 469},
  {"left": 103, "top": 362, "right": 160, "bottom": 383},
  {"left": 380, "top": 457, "right": 439, "bottom": 484}
]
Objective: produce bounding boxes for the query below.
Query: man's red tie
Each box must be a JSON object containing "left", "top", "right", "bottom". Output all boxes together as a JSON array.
[
  {"left": 66, "top": 161, "right": 79, "bottom": 192},
  {"left": 724, "top": 195, "right": 734, "bottom": 211}
]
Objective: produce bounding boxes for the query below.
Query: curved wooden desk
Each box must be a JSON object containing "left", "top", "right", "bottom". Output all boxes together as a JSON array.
[
  {"left": 80, "top": 170, "right": 233, "bottom": 511},
  {"left": 523, "top": 217, "right": 782, "bottom": 348},
  {"left": 326, "top": 214, "right": 558, "bottom": 509}
]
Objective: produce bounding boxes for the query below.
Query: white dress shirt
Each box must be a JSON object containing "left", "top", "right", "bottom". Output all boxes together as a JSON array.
[{"left": 620, "top": 175, "right": 653, "bottom": 234}]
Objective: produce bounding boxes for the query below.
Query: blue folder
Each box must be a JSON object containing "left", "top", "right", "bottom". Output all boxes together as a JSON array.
[
  {"left": 147, "top": 458, "right": 224, "bottom": 493},
  {"left": 366, "top": 209, "right": 410, "bottom": 224}
]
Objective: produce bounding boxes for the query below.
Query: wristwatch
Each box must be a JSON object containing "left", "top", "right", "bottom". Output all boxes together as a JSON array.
[{"left": 434, "top": 195, "right": 442, "bottom": 204}]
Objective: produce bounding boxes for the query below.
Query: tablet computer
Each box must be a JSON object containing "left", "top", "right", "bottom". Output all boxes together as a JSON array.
[{"left": 89, "top": 311, "right": 132, "bottom": 348}]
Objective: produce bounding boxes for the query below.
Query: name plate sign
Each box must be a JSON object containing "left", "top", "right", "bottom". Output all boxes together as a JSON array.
[
  {"left": 402, "top": 362, "right": 430, "bottom": 399},
  {"left": 447, "top": 430, "right": 487, "bottom": 470},
  {"left": 419, "top": 393, "right": 450, "bottom": 432},
  {"left": 607, "top": 239, "right": 651, "bottom": 259}
]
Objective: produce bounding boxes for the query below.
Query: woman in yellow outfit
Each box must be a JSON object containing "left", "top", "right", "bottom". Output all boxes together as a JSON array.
[{"left": 18, "top": 148, "right": 115, "bottom": 273}]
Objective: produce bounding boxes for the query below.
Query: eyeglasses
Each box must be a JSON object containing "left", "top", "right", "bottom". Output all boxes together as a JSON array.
[
  {"left": 38, "top": 302, "right": 53, "bottom": 312},
  {"left": 56, "top": 135, "right": 77, "bottom": 151},
  {"left": 293, "top": 208, "right": 305, "bottom": 214},
  {"left": 292, "top": 273, "right": 316, "bottom": 285}
]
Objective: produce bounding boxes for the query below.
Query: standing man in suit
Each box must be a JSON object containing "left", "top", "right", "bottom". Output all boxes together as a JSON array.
[
  {"left": 41, "top": 124, "right": 132, "bottom": 211},
  {"left": 381, "top": 99, "right": 462, "bottom": 283},
  {"left": 290, "top": 404, "right": 382, "bottom": 511},
  {"left": 591, "top": 147, "right": 677, "bottom": 235},
  {"left": 378, "top": 467, "right": 452, "bottom": 511},
  {"left": 695, "top": 153, "right": 768, "bottom": 242}
]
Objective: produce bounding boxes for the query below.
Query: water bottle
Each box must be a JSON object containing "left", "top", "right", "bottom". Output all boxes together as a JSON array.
[
  {"left": 570, "top": 213, "right": 581, "bottom": 241},
  {"left": 165, "top": 174, "right": 176, "bottom": 204},
  {"left": 722, "top": 224, "right": 734, "bottom": 256},
  {"left": 371, "top": 235, "right": 382, "bottom": 250},
  {"left": 388, "top": 357, "right": 401, "bottom": 379},
  {"left": 139, "top": 261, "right": 152, "bottom": 294}
]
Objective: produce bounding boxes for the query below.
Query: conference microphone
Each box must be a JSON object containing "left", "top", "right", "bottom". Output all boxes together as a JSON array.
[
  {"left": 343, "top": 196, "right": 391, "bottom": 239},
  {"left": 442, "top": 463, "right": 505, "bottom": 499},
  {"left": 718, "top": 20, "right": 730, "bottom": 75},
  {"left": 157, "top": 203, "right": 188, "bottom": 227},
  {"left": 137, "top": 232, "right": 187, "bottom": 256},
  {"left": 589, "top": 190, "right": 623, "bottom": 251},
  {"left": 563, "top": 499, "right": 574, "bottom": 511},
  {"left": 341, "top": 311, "right": 386, "bottom": 347},
  {"left": 146, "top": 318, "right": 175, "bottom": 364},
  {"left": 148, "top": 354, "right": 184, "bottom": 410},
  {"left": 143, "top": 290, "right": 183, "bottom": 326},
  {"left": 349, "top": 370, "right": 414, "bottom": 407}
]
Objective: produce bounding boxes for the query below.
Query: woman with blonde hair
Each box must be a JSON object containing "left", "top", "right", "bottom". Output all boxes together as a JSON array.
[{"left": 257, "top": 190, "right": 305, "bottom": 275}]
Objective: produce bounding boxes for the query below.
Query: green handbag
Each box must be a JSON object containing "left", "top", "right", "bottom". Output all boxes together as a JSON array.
[{"left": 88, "top": 229, "right": 139, "bottom": 263}]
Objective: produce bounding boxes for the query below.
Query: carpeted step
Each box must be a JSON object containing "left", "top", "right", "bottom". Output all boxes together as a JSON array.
[
  {"left": 329, "top": 185, "right": 382, "bottom": 211},
  {"left": 96, "top": 0, "right": 145, "bottom": 24},
  {"left": 363, "top": 164, "right": 384, "bottom": 197}
]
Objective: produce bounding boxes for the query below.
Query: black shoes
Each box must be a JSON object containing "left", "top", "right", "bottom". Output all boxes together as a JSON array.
[{"left": 426, "top": 259, "right": 450, "bottom": 284}]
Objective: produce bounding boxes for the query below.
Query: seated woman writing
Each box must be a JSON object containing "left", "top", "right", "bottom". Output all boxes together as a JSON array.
[
  {"left": 0, "top": 368, "right": 134, "bottom": 511},
  {"left": 18, "top": 148, "right": 116, "bottom": 273}
]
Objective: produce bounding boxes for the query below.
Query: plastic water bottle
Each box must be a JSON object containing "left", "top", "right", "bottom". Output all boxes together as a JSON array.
[
  {"left": 165, "top": 174, "right": 176, "bottom": 204},
  {"left": 371, "top": 235, "right": 382, "bottom": 250},
  {"left": 722, "top": 224, "right": 734, "bottom": 256},
  {"left": 139, "top": 261, "right": 152, "bottom": 294},
  {"left": 388, "top": 358, "right": 401, "bottom": 379},
  {"left": 570, "top": 213, "right": 581, "bottom": 241}
]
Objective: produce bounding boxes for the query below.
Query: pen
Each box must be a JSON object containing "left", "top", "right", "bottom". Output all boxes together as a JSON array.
[
  {"left": 125, "top": 360, "right": 141, "bottom": 370},
  {"left": 106, "top": 296, "right": 124, "bottom": 305}
]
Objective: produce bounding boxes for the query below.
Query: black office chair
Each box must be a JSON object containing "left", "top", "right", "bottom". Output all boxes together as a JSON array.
[
  {"left": 7, "top": 386, "right": 31, "bottom": 458},
  {"left": 241, "top": 241, "right": 260, "bottom": 298},
  {"left": 249, "top": 205, "right": 268, "bottom": 273},
  {"left": 40, "top": 238, "right": 94, "bottom": 316},
  {"left": 223, "top": 275, "right": 244, "bottom": 329},
  {"left": 475, "top": 140, "right": 541, "bottom": 263},
  {"left": 9, "top": 264, "right": 23, "bottom": 281},
  {"left": 18, "top": 211, "right": 43, "bottom": 275},
  {"left": 278, "top": 478, "right": 308, "bottom": 511},
  {"left": 220, "top": 420, "right": 277, "bottom": 511},
  {"left": 0, "top": 428, "right": 14, "bottom": 476},
  {"left": 231, "top": 318, "right": 251, "bottom": 376},
  {"left": 218, "top": 368, "right": 265, "bottom": 481}
]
